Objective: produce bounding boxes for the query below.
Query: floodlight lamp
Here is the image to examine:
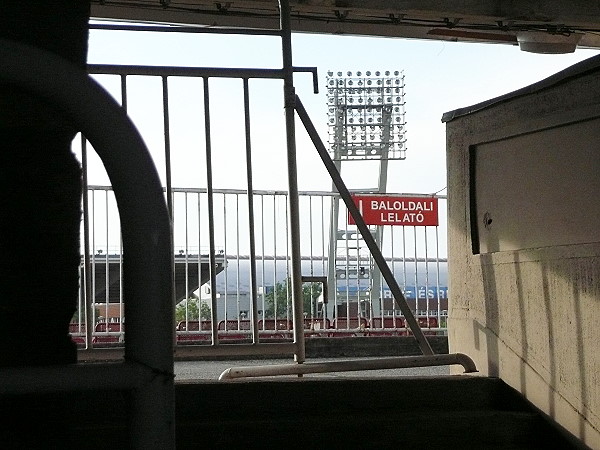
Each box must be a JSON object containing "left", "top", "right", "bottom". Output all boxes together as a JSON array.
[
  {"left": 356, "top": 71, "right": 362, "bottom": 76},
  {"left": 366, "top": 71, "right": 371, "bottom": 76},
  {"left": 347, "top": 71, "right": 352, "bottom": 76},
  {"left": 329, "top": 80, "right": 334, "bottom": 86},
  {"left": 328, "top": 70, "right": 333, "bottom": 76},
  {"left": 337, "top": 71, "right": 342, "bottom": 76},
  {"left": 385, "top": 71, "right": 390, "bottom": 76},
  {"left": 375, "top": 71, "right": 380, "bottom": 76},
  {"left": 394, "top": 71, "right": 399, "bottom": 76},
  {"left": 367, "top": 80, "right": 372, "bottom": 85}
]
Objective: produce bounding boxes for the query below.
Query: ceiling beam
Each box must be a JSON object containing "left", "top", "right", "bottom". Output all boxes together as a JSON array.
[{"left": 90, "top": 1, "right": 600, "bottom": 49}]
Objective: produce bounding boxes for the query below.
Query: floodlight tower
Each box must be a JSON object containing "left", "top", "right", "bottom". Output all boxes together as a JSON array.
[{"left": 325, "top": 70, "right": 407, "bottom": 319}]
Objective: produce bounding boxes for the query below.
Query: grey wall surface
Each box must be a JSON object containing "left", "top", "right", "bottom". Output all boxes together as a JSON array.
[{"left": 444, "top": 54, "right": 600, "bottom": 448}]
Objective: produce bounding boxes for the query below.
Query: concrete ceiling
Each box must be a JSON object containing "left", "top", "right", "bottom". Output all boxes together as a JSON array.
[{"left": 90, "top": 1, "right": 600, "bottom": 52}]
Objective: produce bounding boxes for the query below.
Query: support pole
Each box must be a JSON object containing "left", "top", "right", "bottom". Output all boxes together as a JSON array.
[{"left": 279, "top": 0, "right": 306, "bottom": 363}]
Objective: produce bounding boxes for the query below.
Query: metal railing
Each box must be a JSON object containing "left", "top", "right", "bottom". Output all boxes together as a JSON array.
[
  {"left": 76, "top": 186, "right": 449, "bottom": 352},
  {"left": 72, "top": 1, "right": 475, "bottom": 375}
]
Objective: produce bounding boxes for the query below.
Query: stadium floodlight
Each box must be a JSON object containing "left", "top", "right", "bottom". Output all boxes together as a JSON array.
[{"left": 326, "top": 70, "right": 407, "bottom": 161}]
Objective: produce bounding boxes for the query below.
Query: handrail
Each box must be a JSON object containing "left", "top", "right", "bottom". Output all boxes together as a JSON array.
[
  {"left": 0, "top": 39, "right": 174, "bottom": 449},
  {"left": 219, "top": 353, "right": 478, "bottom": 380}
]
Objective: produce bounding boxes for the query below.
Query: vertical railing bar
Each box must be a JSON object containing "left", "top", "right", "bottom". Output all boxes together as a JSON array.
[
  {"left": 235, "top": 194, "right": 241, "bottom": 329},
  {"left": 425, "top": 226, "right": 430, "bottom": 327},
  {"left": 185, "top": 193, "right": 190, "bottom": 323},
  {"left": 119, "top": 225, "right": 124, "bottom": 335},
  {"left": 162, "top": 76, "right": 173, "bottom": 221},
  {"left": 222, "top": 194, "right": 229, "bottom": 330},
  {"left": 402, "top": 224, "right": 407, "bottom": 322},
  {"left": 436, "top": 222, "right": 442, "bottom": 329},
  {"left": 242, "top": 78, "right": 260, "bottom": 344},
  {"left": 327, "top": 194, "right": 339, "bottom": 329},
  {"left": 260, "top": 195, "right": 266, "bottom": 331},
  {"left": 162, "top": 75, "right": 177, "bottom": 326},
  {"left": 119, "top": 75, "right": 128, "bottom": 335},
  {"left": 203, "top": 77, "right": 220, "bottom": 344},
  {"left": 81, "top": 136, "right": 93, "bottom": 347},
  {"left": 294, "top": 95, "right": 433, "bottom": 355},
  {"left": 196, "top": 193, "right": 202, "bottom": 336},
  {"left": 120, "top": 74, "right": 127, "bottom": 111},
  {"left": 391, "top": 226, "right": 396, "bottom": 327},
  {"left": 280, "top": 0, "right": 306, "bottom": 363},
  {"left": 309, "top": 196, "right": 315, "bottom": 319},
  {"left": 91, "top": 191, "right": 97, "bottom": 340},
  {"left": 321, "top": 195, "right": 327, "bottom": 323},
  {"left": 285, "top": 194, "right": 291, "bottom": 323},
  {"left": 344, "top": 218, "right": 350, "bottom": 325},
  {"left": 413, "top": 226, "right": 419, "bottom": 324},
  {"left": 104, "top": 190, "right": 110, "bottom": 324},
  {"left": 272, "top": 195, "right": 278, "bottom": 322}
]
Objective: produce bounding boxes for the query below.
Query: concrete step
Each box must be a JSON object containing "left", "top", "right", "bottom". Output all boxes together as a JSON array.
[{"left": 1, "top": 375, "right": 585, "bottom": 449}]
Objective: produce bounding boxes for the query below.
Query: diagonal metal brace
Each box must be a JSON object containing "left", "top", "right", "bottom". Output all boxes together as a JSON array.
[{"left": 294, "top": 94, "right": 434, "bottom": 356}]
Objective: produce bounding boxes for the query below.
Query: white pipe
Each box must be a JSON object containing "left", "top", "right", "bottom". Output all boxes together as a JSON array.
[{"left": 219, "top": 353, "right": 477, "bottom": 380}]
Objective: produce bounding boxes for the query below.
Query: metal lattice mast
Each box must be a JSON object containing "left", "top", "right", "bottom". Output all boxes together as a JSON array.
[{"left": 325, "top": 70, "right": 407, "bottom": 319}]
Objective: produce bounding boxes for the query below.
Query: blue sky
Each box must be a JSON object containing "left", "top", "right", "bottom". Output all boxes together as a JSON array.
[{"left": 85, "top": 28, "right": 600, "bottom": 195}]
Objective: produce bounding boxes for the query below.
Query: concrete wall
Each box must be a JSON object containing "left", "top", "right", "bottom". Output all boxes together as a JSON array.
[{"left": 444, "top": 55, "right": 600, "bottom": 448}]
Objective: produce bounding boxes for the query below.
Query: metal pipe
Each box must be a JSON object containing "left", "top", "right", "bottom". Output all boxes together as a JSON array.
[
  {"left": 279, "top": 0, "right": 306, "bottom": 363},
  {"left": 81, "top": 136, "right": 94, "bottom": 348},
  {"left": 90, "top": 23, "right": 283, "bottom": 36},
  {"left": 243, "top": 79, "right": 260, "bottom": 344},
  {"left": 203, "top": 77, "right": 220, "bottom": 345},
  {"left": 294, "top": 95, "right": 434, "bottom": 356},
  {"left": 88, "top": 64, "right": 317, "bottom": 79},
  {"left": 219, "top": 353, "right": 477, "bottom": 380}
]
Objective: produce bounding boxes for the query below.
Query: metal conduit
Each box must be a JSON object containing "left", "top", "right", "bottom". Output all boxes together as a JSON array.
[
  {"left": 219, "top": 354, "right": 478, "bottom": 380},
  {"left": 0, "top": 39, "right": 175, "bottom": 448}
]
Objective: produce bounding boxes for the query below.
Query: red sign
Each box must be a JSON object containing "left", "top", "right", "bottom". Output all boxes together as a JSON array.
[{"left": 348, "top": 195, "right": 439, "bottom": 226}]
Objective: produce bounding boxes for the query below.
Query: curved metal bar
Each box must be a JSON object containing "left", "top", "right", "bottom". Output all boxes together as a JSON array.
[
  {"left": 218, "top": 353, "right": 478, "bottom": 380},
  {"left": 0, "top": 39, "right": 174, "bottom": 449}
]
